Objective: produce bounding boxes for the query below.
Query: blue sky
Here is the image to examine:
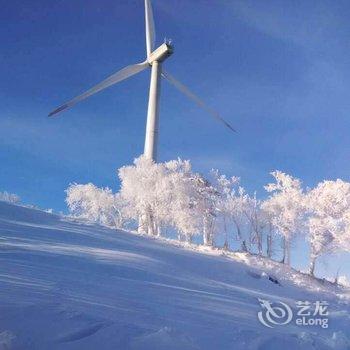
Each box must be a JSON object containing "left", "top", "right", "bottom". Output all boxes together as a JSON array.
[{"left": 1, "top": 1, "right": 350, "bottom": 277}]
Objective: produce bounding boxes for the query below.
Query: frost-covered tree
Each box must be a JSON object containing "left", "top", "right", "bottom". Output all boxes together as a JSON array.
[
  {"left": 118, "top": 156, "right": 169, "bottom": 235},
  {"left": 210, "top": 171, "right": 250, "bottom": 252},
  {"left": 260, "top": 205, "right": 276, "bottom": 258},
  {"left": 163, "top": 159, "right": 201, "bottom": 242},
  {"left": 243, "top": 194, "right": 266, "bottom": 255},
  {"left": 226, "top": 186, "right": 250, "bottom": 252},
  {"left": 66, "top": 183, "right": 125, "bottom": 228},
  {"left": 119, "top": 156, "right": 205, "bottom": 239},
  {"left": 191, "top": 174, "right": 219, "bottom": 246},
  {"left": 165, "top": 168, "right": 219, "bottom": 246},
  {"left": 211, "top": 171, "right": 267, "bottom": 253},
  {"left": 119, "top": 156, "right": 221, "bottom": 244},
  {"left": 262, "top": 171, "right": 304, "bottom": 265},
  {"left": 211, "top": 170, "right": 240, "bottom": 250},
  {"left": 306, "top": 179, "right": 350, "bottom": 276},
  {"left": 0, "top": 191, "right": 20, "bottom": 204}
]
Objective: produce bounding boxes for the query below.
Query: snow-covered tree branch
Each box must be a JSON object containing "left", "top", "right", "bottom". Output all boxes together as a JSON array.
[
  {"left": 305, "top": 179, "right": 350, "bottom": 276},
  {"left": 262, "top": 171, "right": 305, "bottom": 265},
  {"left": 66, "top": 183, "right": 126, "bottom": 229}
]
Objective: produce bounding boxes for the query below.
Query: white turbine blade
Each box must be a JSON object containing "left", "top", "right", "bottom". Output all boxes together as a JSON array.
[
  {"left": 145, "top": 0, "right": 155, "bottom": 57},
  {"left": 48, "top": 61, "right": 149, "bottom": 117},
  {"left": 162, "top": 70, "right": 236, "bottom": 132}
]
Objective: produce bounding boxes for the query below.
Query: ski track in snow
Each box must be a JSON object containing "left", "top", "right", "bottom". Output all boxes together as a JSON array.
[{"left": 0, "top": 201, "right": 350, "bottom": 350}]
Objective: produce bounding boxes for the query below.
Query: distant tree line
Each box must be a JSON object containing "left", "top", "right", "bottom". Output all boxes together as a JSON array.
[{"left": 66, "top": 156, "right": 350, "bottom": 277}]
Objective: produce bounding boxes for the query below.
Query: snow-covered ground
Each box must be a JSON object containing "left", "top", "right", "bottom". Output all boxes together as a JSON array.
[{"left": 0, "top": 201, "right": 350, "bottom": 350}]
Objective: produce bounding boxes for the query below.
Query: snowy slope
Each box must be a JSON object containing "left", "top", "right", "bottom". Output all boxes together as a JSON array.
[{"left": 0, "top": 201, "right": 350, "bottom": 350}]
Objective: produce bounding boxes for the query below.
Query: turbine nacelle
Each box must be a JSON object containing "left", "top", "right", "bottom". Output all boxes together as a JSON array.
[{"left": 147, "top": 43, "right": 173, "bottom": 65}]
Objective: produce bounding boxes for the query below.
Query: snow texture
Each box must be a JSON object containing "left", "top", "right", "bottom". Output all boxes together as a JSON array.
[{"left": 0, "top": 201, "right": 349, "bottom": 349}]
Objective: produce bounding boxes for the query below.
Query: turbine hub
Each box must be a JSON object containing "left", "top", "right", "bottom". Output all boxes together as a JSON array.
[{"left": 147, "top": 43, "right": 173, "bottom": 64}]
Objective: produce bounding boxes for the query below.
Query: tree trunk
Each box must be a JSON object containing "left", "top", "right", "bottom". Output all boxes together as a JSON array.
[
  {"left": 223, "top": 240, "right": 229, "bottom": 251},
  {"left": 147, "top": 211, "right": 156, "bottom": 235},
  {"left": 266, "top": 234, "right": 272, "bottom": 258},
  {"left": 234, "top": 220, "right": 247, "bottom": 252},
  {"left": 285, "top": 239, "right": 291, "bottom": 265},
  {"left": 223, "top": 217, "right": 229, "bottom": 251},
  {"left": 203, "top": 231, "right": 212, "bottom": 246},
  {"left": 138, "top": 213, "right": 148, "bottom": 234},
  {"left": 256, "top": 229, "right": 263, "bottom": 256},
  {"left": 156, "top": 221, "right": 161, "bottom": 237},
  {"left": 203, "top": 216, "right": 213, "bottom": 246},
  {"left": 281, "top": 237, "right": 287, "bottom": 264},
  {"left": 241, "top": 240, "right": 248, "bottom": 252},
  {"left": 309, "top": 255, "right": 317, "bottom": 276}
]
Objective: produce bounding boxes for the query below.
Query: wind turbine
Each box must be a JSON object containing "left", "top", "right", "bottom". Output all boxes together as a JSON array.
[{"left": 49, "top": 0, "right": 235, "bottom": 161}]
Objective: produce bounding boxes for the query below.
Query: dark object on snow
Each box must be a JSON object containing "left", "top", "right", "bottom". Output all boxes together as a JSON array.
[
  {"left": 246, "top": 270, "right": 281, "bottom": 286},
  {"left": 268, "top": 275, "right": 281, "bottom": 286}
]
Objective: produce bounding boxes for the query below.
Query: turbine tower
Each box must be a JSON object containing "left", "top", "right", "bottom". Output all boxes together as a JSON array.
[{"left": 49, "top": 0, "right": 235, "bottom": 161}]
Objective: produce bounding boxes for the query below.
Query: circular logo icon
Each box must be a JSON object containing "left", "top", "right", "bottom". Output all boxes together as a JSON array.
[{"left": 258, "top": 298, "right": 293, "bottom": 328}]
